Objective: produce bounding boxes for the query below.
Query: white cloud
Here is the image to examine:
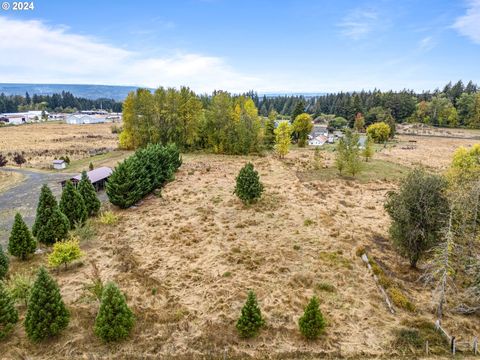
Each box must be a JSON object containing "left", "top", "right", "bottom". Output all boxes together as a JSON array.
[
  {"left": 418, "top": 36, "right": 436, "bottom": 51},
  {"left": 0, "top": 16, "right": 260, "bottom": 93},
  {"left": 338, "top": 9, "right": 379, "bottom": 40},
  {"left": 453, "top": 0, "right": 480, "bottom": 44}
]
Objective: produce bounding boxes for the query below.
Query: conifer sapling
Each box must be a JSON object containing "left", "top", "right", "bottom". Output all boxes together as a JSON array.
[
  {"left": 94, "top": 282, "right": 134, "bottom": 342},
  {"left": 36, "top": 206, "right": 70, "bottom": 245},
  {"left": 78, "top": 171, "right": 101, "bottom": 216},
  {"left": 298, "top": 296, "right": 326, "bottom": 340},
  {"left": 234, "top": 163, "right": 264, "bottom": 204},
  {"left": 24, "top": 267, "right": 69, "bottom": 342},
  {"left": 236, "top": 290, "right": 265, "bottom": 338},
  {"left": 32, "top": 184, "right": 58, "bottom": 237},
  {"left": 59, "top": 180, "right": 87, "bottom": 229},
  {"left": 0, "top": 282, "right": 18, "bottom": 340},
  {"left": 8, "top": 213, "right": 36, "bottom": 260},
  {"left": 0, "top": 245, "right": 9, "bottom": 279}
]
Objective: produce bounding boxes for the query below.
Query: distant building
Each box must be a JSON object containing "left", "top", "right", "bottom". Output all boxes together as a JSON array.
[
  {"left": 0, "top": 111, "right": 48, "bottom": 124},
  {"left": 66, "top": 114, "right": 107, "bottom": 125},
  {"left": 53, "top": 159, "right": 66, "bottom": 170},
  {"left": 61, "top": 167, "right": 113, "bottom": 191},
  {"left": 308, "top": 135, "right": 327, "bottom": 147},
  {"left": 49, "top": 113, "right": 68, "bottom": 121}
]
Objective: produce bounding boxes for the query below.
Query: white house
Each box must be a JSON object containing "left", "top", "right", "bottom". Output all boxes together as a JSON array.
[
  {"left": 53, "top": 159, "right": 66, "bottom": 170},
  {"left": 308, "top": 135, "right": 327, "bottom": 147}
]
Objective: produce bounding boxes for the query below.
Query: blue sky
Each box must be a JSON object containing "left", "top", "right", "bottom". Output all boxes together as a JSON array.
[{"left": 0, "top": 0, "right": 479, "bottom": 93}]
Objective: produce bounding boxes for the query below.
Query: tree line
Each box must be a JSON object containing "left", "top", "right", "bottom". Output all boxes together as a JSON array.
[{"left": 0, "top": 91, "right": 122, "bottom": 113}]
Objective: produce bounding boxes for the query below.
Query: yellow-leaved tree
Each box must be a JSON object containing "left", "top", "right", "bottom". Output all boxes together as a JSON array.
[{"left": 274, "top": 121, "right": 293, "bottom": 158}]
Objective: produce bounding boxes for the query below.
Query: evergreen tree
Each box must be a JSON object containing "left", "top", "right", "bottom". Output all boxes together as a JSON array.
[
  {"left": 0, "top": 282, "right": 18, "bottom": 340},
  {"left": 106, "top": 158, "right": 142, "bottom": 209},
  {"left": 236, "top": 290, "right": 265, "bottom": 338},
  {"left": 298, "top": 296, "right": 326, "bottom": 340},
  {"left": 77, "top": 171, "right": 101, "bottom": 216},
  {"left": 94, "top": 282, "right": 134, "bottom": 342},
  {"left": 59, "top": 180, "right": 87, "bottom": 229},
  {"left": 234, "top": 163, "right": 264, "bottom": 204},
  {"left": 36, "top": 207, "right": 70, "bottom": 245},
  {"left": 32, "top": 184, "right": 57, "bottom": 237},
  {"left": 25, "top": 267, "right": 69, "bottom": 342},
  {"left": 0, "top": 245, "right": 9, "bottom": 279},
  {"left": 8, "top": 213, "right": 36, "bottom": 260},
  {"left": 291, "top": 99, "right": 306, "bottom": 123}
]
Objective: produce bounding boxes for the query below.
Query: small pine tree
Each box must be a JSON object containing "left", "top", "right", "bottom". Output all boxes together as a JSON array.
[
  {"left": 298, "top": 296, "right": 326, "bottom": 340},
  {"left": 78, "top": 171, "right": 101, "bottom": 216},
  {"left": 234, "top": 163, "right": 264, "bottom": 204},
  {"left": 8, "top": 213, "right": 36, "bottom": 260},
  {"left": 94, "top": 282, "right": 134, "bottom": 342},
  {"left": 0, "top": 282, "right": 18, "bottom": 340},
  {"left": 24, "top": 267, "right": 69, "bottom": 342},
  {"left": 236, "top": 290, "right": 265, "bottom": 338},
  {"left": 0, "top": 245, "right": 9, "bottom": 279},
  {"left": 36, "top": 206, "right": 70, "bottom": 245},
  {"left": 32, "top": 184, "right": 58, "bottom": 237},
  {"left": 89, "top": 162, "right": 94, "bottom": 171},
  {"left": 59, "top": 180, "right": 87, "bottom": 229}
]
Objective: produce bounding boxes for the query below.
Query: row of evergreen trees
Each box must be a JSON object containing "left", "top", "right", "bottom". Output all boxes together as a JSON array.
[
  {"left": 106, "top": 143, "right": 182, "bottom": 208},
  {"left": 7, "top": 171, "right": 100, "bottom": 260},
  {"left": 0, "top": 266, "right": 134, "bottom": 342}
]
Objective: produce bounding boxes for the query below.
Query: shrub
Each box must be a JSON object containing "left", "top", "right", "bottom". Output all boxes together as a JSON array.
[
  {"left": 89, "top": 162, "right": 94, "bottom": 171},
  {"left": 0, "top": 282, "right": 18, "bottom": 340},
  {"left": 25, "top": 267, "right": 69, "bottom": 342},
  {"left": 82, "top": 261, "right": 103, "bottom": 302},
  {"left": 59, "top": 180, "right": 87, "bottom": 229},
  {"left": 366, "top": 122, "right": 390, "bottom": 143},
  {"left": 8, "top": 213, "right": 36, "bottom": 260},
  {"left": 99, "top": 211, "right": 119, "bottom": 225},
  {"left": 77, "top": 171, "right": 101, "bottom": 216},
  {"left": 236, "top": 290, "right": 264, "bottom": 338},
  {"left": 0, "top": 245, "right": 9, "bottom": 279},
  {"left": 0, "top": 154, "right": 7, "bottom": 167},
  {"left": 13, "top": 152, "right": 26, "bottom": 166},
  {"left": 36, "top": 206, "right": 70, "bottom": 245},
  {"left": 388, "top": 287, "right": 416, "bottom": 312},
  {"left": 32, "top": 184, "right": 58, "bottom": 237},
  {"left": 393, "top": 328, "right": 423, "bottom": 349},
  {"left": 94, "top": 282, "right": 134, "bottom": 342},
  {"left": 384, "top": 168, "right": 449, "bottom": 267},
  {"left": 335, "top": 129, "right": 362, "bottom": 176},
  {"left": 48, "top": 238, "right": 84, "bottom": 270},
  {"left": 234, "top": 163, "right": 264, "bottom": 204},
  {"left": 7, "top": 273, "right": 33, "bottom": 307},
  {"left": 315, "top": 282, "right": 336, "bottom": 293},
  {"left": 71, "top": 219, "right": 96, "bottom": 242},
  {"left": 298, "top": 296, "right": 326, "bottom": 340}
]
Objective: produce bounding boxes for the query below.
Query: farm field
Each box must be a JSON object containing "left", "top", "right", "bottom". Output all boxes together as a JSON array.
[
  {"left": 2, "top": 134, "right": 480, "bottom": 359},
  {"left": 0, "top": 122, "right": 119, "bottom": 169}
]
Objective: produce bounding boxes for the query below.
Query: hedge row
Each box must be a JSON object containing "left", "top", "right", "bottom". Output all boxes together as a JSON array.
[{"left": 106, "top": 144, "right": 182, "bottom": 208}]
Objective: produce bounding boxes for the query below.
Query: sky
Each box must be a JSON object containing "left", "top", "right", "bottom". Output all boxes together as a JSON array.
[{"left": 0, "top": 0, "right": 479, "bottom": 93}]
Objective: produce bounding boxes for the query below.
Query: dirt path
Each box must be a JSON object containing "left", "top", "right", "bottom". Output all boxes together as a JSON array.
[{"left": 0, "top": 168, "right": 73, "bottom": 245}]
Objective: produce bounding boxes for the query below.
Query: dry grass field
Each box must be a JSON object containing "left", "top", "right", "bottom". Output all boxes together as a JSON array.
[
  {"left": 2, "top": 133, "right": 480, "bottom": 359},
  {"left": 0, "top": 122, "right": 119, "bottom": 169}
]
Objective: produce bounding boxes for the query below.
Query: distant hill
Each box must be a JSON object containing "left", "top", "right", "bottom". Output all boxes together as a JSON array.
[{"left": 0, "top": 83, "right": 146, "bottom": 101}]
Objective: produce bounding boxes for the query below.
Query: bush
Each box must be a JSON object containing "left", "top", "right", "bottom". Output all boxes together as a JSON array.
[
  {"left": 13, "top": 152, "right": 26, "bottom": 166},
  {"left": 94, "top": 282, "right": 134, "bottom": 342},
  {"left": 384, "top": 168, "right": 449, "bottom": 267},
  {"left": 71, "top": 219, "right": 96, "bottom": 242},
  {"left": 99, "top": 211, "right": 119, "bottom": 225},
  {"left": 36, "top": 206, "right": 70, "bottom": 245},
  {"left": 7, "top": 273, "right": 33, "bottom": 307},
  {"left": 0, "top": 154, "right": 7, "bottom": 167},
  {"left": 107, "top": 144, "right": 182, "bottom": 209},
  {"left": 48, "top": 238, "right": 84, "bottom": 269},
  {"left": 388, "top": 287, "right": 416, "bottom": 312},
  {"left": 25, "top": 267, "right": 69, "bottom": 342},
  {"left": 236, "top": 290, "right": 264, "bottom": 338},
  {"left": 59, "top": 180, "right": 87, "bottom": 229},
  {"left": 0, "top": 245, "right": 9, "bottom": 279},
  {"left": 8, "top": 213, "right": 36, "bottom": 260},
  {"left": 32, "top": 184, "right": 58, "bottom": 237},
  {"left": 234, "top": 163, "right": 264, "bottom": 204},
  {"left": 335, "top": 129, "right": 362, "bottom": 176},
  {"left": 0, "top": 282, "right": 18, "bottom": 340},
  {"left": 77, "top": 171, "right": 101, "bottom": 216},
  {"left": 366, "top": 122, "right": 390, "bottom": 143},
  {"left": 298, "top": 296, "right": 326, "bottom": 340}
]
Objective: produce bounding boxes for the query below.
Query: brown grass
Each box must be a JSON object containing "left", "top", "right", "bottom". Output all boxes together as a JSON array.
[
  {"left": 0, "top": 122, "right": 119, "bottom": 169},
  {"left": 2, "top": 135, "right": 480, "bottom": 358}
]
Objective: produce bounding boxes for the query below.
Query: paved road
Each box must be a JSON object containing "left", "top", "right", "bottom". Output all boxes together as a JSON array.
[{"left": 0, "top": 168, "right": 74, "bottom": 246}]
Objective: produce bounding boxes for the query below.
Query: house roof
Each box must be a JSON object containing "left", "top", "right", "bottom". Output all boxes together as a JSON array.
[
  {"left": 53, "top": 159, "right": 65, "bottom": 164},
  {"left": 71, "top": 167, "right": 112, "bottom": 183}
]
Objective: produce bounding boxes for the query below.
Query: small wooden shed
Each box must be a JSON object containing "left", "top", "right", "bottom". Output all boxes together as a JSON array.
[{"left": 61, "top": 167, "right": 112, "bottom": 191}]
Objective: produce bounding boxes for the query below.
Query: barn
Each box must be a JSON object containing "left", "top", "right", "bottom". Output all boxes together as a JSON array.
[{"left": 61, "top": 167, "right": 113, "bottom": 191}]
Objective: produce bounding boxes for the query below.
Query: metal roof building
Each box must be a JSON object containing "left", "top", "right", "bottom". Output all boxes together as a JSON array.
[{"left": 61, "top": 167, "right": 113, "bottom": 191}]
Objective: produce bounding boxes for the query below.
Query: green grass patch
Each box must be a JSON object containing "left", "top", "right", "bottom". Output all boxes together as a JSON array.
[
  {"left": 297, "top": 159, "right": 410, "bottom": 183},
  {"left": 315, "top": 282, "right": 336, "bottom": 293},
  {"left": 319, "top": 251, "right": 353, "bottom": 269},
  {"left": 392, "top": 318, "right": 448, "bottom": 355}
]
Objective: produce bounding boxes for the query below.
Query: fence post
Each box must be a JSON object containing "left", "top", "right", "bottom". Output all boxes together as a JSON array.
[
  {"left": 425, "top": 340, "right": 429, "bottom": 356},
  {"left": 451, "top": 336, "right": 456, "bottom": 355},
  {"left": 474, "top": 337, "right": 478, "bottom": 355}
]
